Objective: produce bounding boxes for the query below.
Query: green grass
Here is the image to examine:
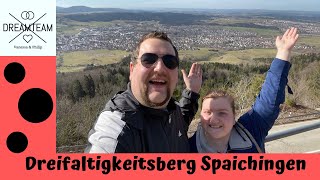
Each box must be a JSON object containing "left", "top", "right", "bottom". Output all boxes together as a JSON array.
[
  {"left": 228, "top": 48, "right": 276, "bottom": 60},
  {"left": 207, "top": 53, "right": 245, "bottom": 64},
  {"left": 56, "top": 66, "right": 87, "bottom": 73},
  {"left": 216, "top": 49, "right": 277, "bottom": 64},
  {"left": 62, "top": 49, "right": 129, "bottom": 66},
  {"left": 206, "top": 17, "right": 257, "bottom": 25},
  {"left": 57, "top": 49, "right": 130, "bottom": 72},
  {"left": 180, "top": 48, "right": 277, "bottom": 64},
  {"left": 57, "top": 48, "right": 277, "bottom": 72},
  {"left": 57, "top": 25, "right": 82, "bottom": 35},
  {"left": 299, "top": 35, "right": 320, "bottom": 49},
  {"left": 221, "top": 26, "right": 280, "bottom": 37},
  {"left": 179, "top": 48, "right": 221, "bottom": 60}
]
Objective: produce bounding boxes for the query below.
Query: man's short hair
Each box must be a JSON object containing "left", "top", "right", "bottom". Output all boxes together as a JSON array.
[{"left": 131, "top": 31, "right": 179, "bottom": 64}]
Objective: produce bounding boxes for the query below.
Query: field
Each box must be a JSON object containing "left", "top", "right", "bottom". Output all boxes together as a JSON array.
[
  {"left": 222, "top": 26, "right": 280, "bottom": 37},
  {"left": 299, "top": 35, "right": 320, "bottom": 49},
  {"left": 179, "top": 48, "right": 221, "bottom": 61},
  {"left": 57, "top": 49, "right": 130, "bottom": 72},
  {"left": 57, "top": 46, "right": 307, "bottom": 72},
  {"left": 179, "top": 48, "right": 277, "bottom": 64},
  {"left": 57, "top": 48, "right": 274, "bottom": 72}
]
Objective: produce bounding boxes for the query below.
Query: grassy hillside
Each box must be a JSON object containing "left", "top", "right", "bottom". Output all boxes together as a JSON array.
[
  {"left": 57, "top": 49, "right": 130, "bottom": 72},
  {"left": 57, "top": 47, "right": 306, "bottom": 72},
  {"left": 299, "top": 35, "right": 320, "bottom": 49}
]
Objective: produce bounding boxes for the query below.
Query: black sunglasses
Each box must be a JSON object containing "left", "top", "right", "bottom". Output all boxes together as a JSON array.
[{"left": 139, "top": 53, "right": 179, "bottom": 70}]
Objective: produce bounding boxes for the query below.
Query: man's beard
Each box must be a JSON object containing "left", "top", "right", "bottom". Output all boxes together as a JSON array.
[{"left": 141, "top": 83, "right": 171, "bottom": 108}]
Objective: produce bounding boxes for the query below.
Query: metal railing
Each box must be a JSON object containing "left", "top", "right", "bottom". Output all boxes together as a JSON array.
[{"left": 266, "top": 120, "right": 320, "bottom": 142}]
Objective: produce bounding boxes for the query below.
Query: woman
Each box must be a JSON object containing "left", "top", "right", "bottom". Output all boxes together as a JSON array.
[{"left": 189, "top": 27, "right": 299, "bottom": 153}]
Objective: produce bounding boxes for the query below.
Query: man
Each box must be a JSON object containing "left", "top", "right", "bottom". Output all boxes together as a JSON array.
[{"left": 85, "top": 31, "right": 202, "bottom": 153}]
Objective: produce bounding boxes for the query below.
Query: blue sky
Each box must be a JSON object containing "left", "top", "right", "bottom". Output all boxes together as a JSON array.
[{"left": 57, "top": 0, "right": 320, "bottom": 11}]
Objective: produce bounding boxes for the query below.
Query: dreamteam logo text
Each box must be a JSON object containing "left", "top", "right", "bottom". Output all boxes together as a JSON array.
[{"left": 2, "top": 11, "right": 53, "bottom": 43}]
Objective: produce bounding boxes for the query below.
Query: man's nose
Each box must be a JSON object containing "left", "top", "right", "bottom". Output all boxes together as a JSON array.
[{"left": 153, "top": 58, "right": 166, "bottom": 71}]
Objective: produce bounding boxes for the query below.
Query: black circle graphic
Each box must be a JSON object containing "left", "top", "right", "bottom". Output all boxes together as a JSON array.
[
  {"left": 6, "top": 132, "right": 28, "bottom": 153},
  {"left": 4, "top": 62, "right": 25, "bottom": 84},
  {"left": 18, "top": 88, "right": 53, "bottom": 123}
]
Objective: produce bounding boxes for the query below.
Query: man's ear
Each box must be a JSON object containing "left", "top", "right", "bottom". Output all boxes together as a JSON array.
[{"left": 129, "top": 62, "right": 134, "bottom": 81}]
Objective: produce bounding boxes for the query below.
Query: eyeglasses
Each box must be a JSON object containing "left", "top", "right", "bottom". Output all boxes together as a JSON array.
[{"left": 139, "top": 53, "right": 179, "bottom": 70}]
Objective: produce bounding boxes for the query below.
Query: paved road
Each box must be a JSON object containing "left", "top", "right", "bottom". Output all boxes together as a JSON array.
[{"left": 265, "top": 119, "right": 320, "bottom": 153}]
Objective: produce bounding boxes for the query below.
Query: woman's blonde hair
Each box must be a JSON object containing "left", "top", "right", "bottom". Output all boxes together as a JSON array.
[{"left": 202, "top": 90, "right": 235, "bottom": 115}]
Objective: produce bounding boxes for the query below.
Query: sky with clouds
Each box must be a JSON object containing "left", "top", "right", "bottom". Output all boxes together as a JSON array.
[{"left": 56, "top": 0, "right": 320, "bottom": 11}]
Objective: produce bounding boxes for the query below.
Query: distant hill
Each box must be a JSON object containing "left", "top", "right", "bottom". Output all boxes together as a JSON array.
[
  {"left": 61, "top": 11, "right": 210, "bottom": 25},
  {"left": 56, "top": 6, "right": 132, "bottom": 14},
  {"left": 57, "top": 6, "right": 320, "bottom": 22},
  {"left": 217, "top": 9, "right": 320, "bottom": 22}
]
